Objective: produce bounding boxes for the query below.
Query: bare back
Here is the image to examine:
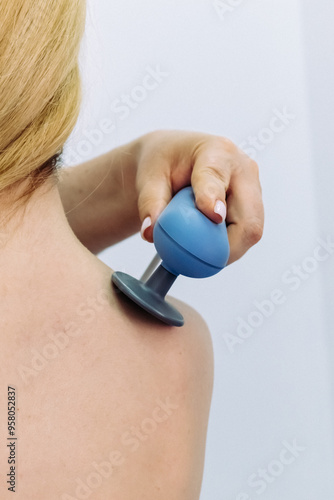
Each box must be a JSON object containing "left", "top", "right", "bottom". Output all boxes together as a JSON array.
[{"left": 0, "top": 254, "right": 213, "bottom": 500}]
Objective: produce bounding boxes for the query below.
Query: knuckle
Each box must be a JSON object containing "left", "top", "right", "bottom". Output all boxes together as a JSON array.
[
  {"left": 202, "top": 165, "right": 228, "bottom": 184},
  {"left": 238, "top": 151, "right": 260, "bottom": 172},
  {"left": 248, "top": 160, "right": 261, "bottom": 185},
  {"left": 242, "top": 218, "right": 264, "bottom": 246},
  {"left": 213, "top": 136, "right": 237, "bottom": 155},
  {"left": 248, "top": 159, "right": 260, "bottom": 175}
]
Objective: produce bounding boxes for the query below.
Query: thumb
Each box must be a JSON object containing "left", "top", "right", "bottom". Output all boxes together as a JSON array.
[{"left": 136, "top": 165, "right": 172, "bottom": 243}]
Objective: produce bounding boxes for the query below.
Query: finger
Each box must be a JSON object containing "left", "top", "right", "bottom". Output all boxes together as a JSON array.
[
  {"left": 225, "top": 164, "right": 264, "bottom": 264},
  {"left": 190, "top": 138, "right": 235, "bottom": 224},
  {"left": 136, "top": 157, "right": 172, "bottom": 243}
]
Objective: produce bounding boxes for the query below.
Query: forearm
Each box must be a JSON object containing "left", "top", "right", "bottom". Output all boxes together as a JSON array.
[{"left": 58, "top": 139, "right": 141, "bottom": 254}]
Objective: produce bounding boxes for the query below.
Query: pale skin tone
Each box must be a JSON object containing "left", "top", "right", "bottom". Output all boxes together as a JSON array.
[
  {"left": 0, "top": 130, "right": 263, "bottom": 499},
  {"left": 58, "top": 130, "right": 264, "bottom": 261}
]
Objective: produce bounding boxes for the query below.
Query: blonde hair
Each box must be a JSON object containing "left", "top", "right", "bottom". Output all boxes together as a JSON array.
[{"left": 0, "top": 0, "right": 86, "bottom": 205}]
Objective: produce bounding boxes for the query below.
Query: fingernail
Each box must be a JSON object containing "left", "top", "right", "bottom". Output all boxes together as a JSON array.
[
  {"left": 214, "top": 200, "right": 226, "bottom": 222},
  {"left": 140, "top": 216, "right": 152, "bottom": 241}
]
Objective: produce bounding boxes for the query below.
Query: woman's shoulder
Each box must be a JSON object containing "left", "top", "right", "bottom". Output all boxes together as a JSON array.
[{"left": 0, "top": 254, "right": 214, "bottom": 499}]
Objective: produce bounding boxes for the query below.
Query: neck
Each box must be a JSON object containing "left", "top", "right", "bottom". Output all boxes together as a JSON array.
[{"left": 0, "top": 176, "right": 95, "bottom": 293}]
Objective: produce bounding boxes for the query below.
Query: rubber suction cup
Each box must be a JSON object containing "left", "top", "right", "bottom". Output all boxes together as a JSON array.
[
  {"left": 112, "top": 265, "right": 184, "bottom": 327},
  {"left": 111, "top": 186, "right": 229, "bottom": 327}
]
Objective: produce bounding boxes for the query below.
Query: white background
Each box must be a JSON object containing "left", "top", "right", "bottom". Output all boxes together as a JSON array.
[{"left": 65, "top": 1, "right": 334, "bottom": 498}]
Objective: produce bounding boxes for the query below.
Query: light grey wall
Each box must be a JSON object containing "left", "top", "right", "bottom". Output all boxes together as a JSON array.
[
  {"left": 65, "top": 1, "right": 334, "bottom": 498},
  {"left": 301, "top": 0, "right": 334, "bottom": 384}
]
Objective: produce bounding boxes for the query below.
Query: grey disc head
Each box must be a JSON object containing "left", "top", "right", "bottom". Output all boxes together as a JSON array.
[{"left": 112, "top": 272, "right": 184, "bottom": 327}]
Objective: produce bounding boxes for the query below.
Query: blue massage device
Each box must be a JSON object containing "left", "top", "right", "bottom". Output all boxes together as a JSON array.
[{"left": 112, "top": 186, "right": 230, "bottom": 326}]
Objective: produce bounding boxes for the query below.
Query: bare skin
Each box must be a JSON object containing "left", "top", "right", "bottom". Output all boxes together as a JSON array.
[
  {"left": 58, "top": 130, "right": 264, "bottom": 263},
  {"left": 0, "top": 179, "right": 214, "bottom": 499}
]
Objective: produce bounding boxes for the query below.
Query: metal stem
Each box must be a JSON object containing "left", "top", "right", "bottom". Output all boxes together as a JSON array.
[
  {"left": 140, "top": 253, "right": 162, "bottom": 282},
  {"left": 145, "top": 264, "right": 178, "bottom": 298}
]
